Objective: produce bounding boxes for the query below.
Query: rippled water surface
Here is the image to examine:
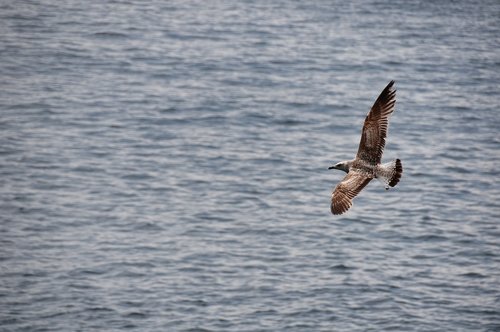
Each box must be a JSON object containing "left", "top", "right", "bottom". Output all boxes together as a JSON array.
[{"left": 1, "top": 1, "right": 500, "bottom": 331}]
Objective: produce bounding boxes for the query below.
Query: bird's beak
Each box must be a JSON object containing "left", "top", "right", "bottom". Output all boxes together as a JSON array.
[{"left": 328, "top": 165, "right": 336, "bottom": 170}]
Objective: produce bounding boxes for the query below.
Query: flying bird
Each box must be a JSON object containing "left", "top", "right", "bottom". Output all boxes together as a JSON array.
[{"left": 329, "top": 80, "right": 402, "bottom": 215}]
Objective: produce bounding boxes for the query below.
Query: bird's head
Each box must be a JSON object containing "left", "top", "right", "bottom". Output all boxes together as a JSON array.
[{"left": 328, "top": 160, "right": 351, "bottom": 173}]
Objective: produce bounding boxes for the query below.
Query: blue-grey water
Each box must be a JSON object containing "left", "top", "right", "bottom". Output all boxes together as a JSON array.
[{"left": 1, "top": 1, "right": 499, "bottom": 331}]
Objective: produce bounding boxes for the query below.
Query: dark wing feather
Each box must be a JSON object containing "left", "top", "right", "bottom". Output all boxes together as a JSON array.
[
  {"left": 331, "top": 171, "right": 372, "bottom": 215},
  {"left": 356, "top": 81, "right": 396, "bottom": 165}
]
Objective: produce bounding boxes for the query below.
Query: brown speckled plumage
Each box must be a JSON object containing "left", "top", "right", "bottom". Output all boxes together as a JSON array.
[{"left": 330, "top": 81, "right": 403, "bottom": 215}]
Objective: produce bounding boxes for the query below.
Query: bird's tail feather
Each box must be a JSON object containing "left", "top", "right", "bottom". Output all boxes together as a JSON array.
[{"left": 376, "top": 159, "right": 403, "bottom": 190}]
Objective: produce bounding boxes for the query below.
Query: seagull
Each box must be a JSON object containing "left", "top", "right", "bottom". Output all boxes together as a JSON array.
[{"left": 329, "top": 80, "right": 402, "bottom": 215}]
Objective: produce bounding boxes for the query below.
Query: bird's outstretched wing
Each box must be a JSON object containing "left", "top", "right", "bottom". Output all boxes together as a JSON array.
[
  {"left": 356, "top": 81, "right": 396, "bottom": 165},
  {"left": 331, "top": 171, "right": 372, "bottom": 215}
]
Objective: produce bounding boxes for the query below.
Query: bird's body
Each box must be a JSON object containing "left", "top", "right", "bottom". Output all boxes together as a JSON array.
[{"left": 329, "top": 81, "right": 402, "bottom": 215}]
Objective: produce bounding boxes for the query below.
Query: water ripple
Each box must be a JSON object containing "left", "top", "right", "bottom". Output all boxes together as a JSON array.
[{"left": 1, "top": 0, "right": 500, "bottom": 331}]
